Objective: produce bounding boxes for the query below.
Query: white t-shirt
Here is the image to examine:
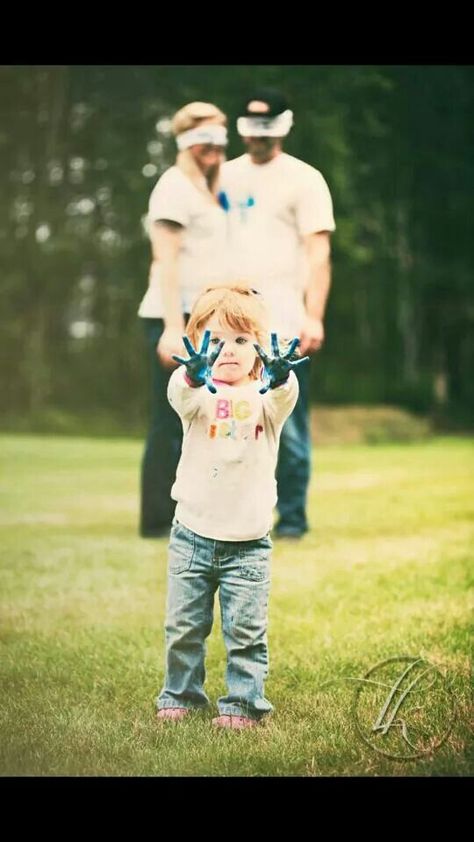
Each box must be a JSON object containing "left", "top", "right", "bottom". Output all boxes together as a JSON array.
[
  {"left": 168, "top": 367, "right": 299, "bottom": 541},
  {"left": 138, "top": 166, "right": 227, "bottom": 318},
  {"left": 220, "top": 153, "right": 336, "bottom": 336}
]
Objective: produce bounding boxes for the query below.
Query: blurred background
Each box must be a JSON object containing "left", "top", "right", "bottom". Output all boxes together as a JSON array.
[{"left": 1, "top": 65, "right": 473, "bottom": 438}]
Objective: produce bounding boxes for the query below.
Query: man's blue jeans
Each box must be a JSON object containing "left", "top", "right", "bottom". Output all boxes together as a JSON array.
[
  {"left": 157, "top": 520, "right": 274, "bottom": 720},
  {"left": 275, "top": 360, "right": 311, "bottom": 535}
]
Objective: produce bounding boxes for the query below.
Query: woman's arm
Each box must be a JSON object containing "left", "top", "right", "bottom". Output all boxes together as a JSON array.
[{"left": 150, "top": 220, "right": 186, "bottom": 368}]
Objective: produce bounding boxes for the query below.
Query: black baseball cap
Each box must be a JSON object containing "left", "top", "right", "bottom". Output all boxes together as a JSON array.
[{"left": 239, "top": 87, "right": 290, "bottom": 119}]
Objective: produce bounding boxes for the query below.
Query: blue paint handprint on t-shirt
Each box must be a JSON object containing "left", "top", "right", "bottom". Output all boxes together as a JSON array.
[
  {"left": 217, "top": 191, "right": 255, "bottom": 223},
  {"left": 217, "top": 191, "right": 230, "bottom": 212},
  {"left": 239, "top": 195, "right": 255, "bottom": 223}
]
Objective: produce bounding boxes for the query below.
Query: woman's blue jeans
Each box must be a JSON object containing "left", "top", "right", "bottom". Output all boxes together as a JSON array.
[
  {"left": 140, "top": 316, "right": 189, "bottom": 537},
  {"left": 157, "top": 520, "right": 274, "bottom": 720}
]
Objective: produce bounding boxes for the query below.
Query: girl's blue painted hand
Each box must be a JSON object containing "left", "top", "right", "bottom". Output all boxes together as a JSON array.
[
  {"left": 254, "top": 333, "right": 309, "bottom": 395},
  {"left": 172, "top": 330, "right": 224, "bottom": 394}
]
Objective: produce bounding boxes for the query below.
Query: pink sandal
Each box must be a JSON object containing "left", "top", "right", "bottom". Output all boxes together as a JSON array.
[
  {"left": 157, "top": 707, "right": 190, "bottom": 721},
  {"left": 212, "top": 715, "right": 260, "bottom": 730}
]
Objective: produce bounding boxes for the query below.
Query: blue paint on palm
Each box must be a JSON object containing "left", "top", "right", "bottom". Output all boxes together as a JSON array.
[
  {"left": 254, "top": 333, "right": 309, "bottom": 395},
  {"left": 172, "top": 330, "right": 224, "bottom": 394}
]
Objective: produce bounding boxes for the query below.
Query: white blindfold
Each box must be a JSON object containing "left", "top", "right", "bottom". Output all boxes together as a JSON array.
[
  {"left": 176, "top": 125, "right": 228, "bottom": 151},
  {"left": 237, "top": 109, "right": 294, "bottom": 138}
]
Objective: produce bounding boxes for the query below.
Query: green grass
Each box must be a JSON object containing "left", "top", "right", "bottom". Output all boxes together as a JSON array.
[{"left": 0, "top": 434, "right": 472, "bottom": 777}]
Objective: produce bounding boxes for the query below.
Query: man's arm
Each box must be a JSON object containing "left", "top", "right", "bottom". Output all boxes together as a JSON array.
[
  {"left": 300, "top": 231, "right": 332, "bottom": 356},
  {"left": 149, "top": 220, "right": 186, "bottom": 368}
]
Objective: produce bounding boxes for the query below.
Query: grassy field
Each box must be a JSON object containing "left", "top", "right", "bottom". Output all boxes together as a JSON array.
[{"left": 0, "top": 433, "right": 472, "bottom": 777}]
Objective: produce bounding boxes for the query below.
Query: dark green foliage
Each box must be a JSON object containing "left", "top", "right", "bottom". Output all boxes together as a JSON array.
[{"left": 1, "top": 66, "right": 472, "bottom": 428}]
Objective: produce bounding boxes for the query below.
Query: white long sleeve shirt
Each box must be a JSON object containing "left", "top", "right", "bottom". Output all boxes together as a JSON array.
[{"left": 168, "top": 367, "right": 299, "bottom": 541}]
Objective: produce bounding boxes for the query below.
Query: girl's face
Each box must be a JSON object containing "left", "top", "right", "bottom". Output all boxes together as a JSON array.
[{"left": 203, "top": 318, "right": 258, "bottom": 386}]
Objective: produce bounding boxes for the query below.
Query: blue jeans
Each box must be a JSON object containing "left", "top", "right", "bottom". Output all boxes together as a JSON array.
[
  {"left": 157, "top": 520, "right": 274, "bottom": 720},
  {"left": 275, "top": 359, "right": 311, "bottom": 534},
  {"left": 140, "top": 317, "right": 189, "bottom": 536}
]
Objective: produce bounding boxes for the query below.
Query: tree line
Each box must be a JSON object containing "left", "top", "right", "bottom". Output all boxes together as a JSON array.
[{"left": 1, "top": 65, "right": 472, "bottom": 430}]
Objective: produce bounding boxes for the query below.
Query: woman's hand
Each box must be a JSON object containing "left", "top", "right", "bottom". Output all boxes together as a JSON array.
[{"left": 157, "top": 327, "right": 186, "bottom": 368}]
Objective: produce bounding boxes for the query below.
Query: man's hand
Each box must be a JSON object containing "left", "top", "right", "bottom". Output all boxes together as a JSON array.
[
  {"left": 299, "top": 315, "right": 325, "bottom": 355},
  {"left": 157, "top": 326, "right": 186, "bottom": 369},
  {"left": 254, "top": 333, "right": 309, "bottom": 395},
  {"left": 172, "top": 329, "right": 224, "bottom": 394}
]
